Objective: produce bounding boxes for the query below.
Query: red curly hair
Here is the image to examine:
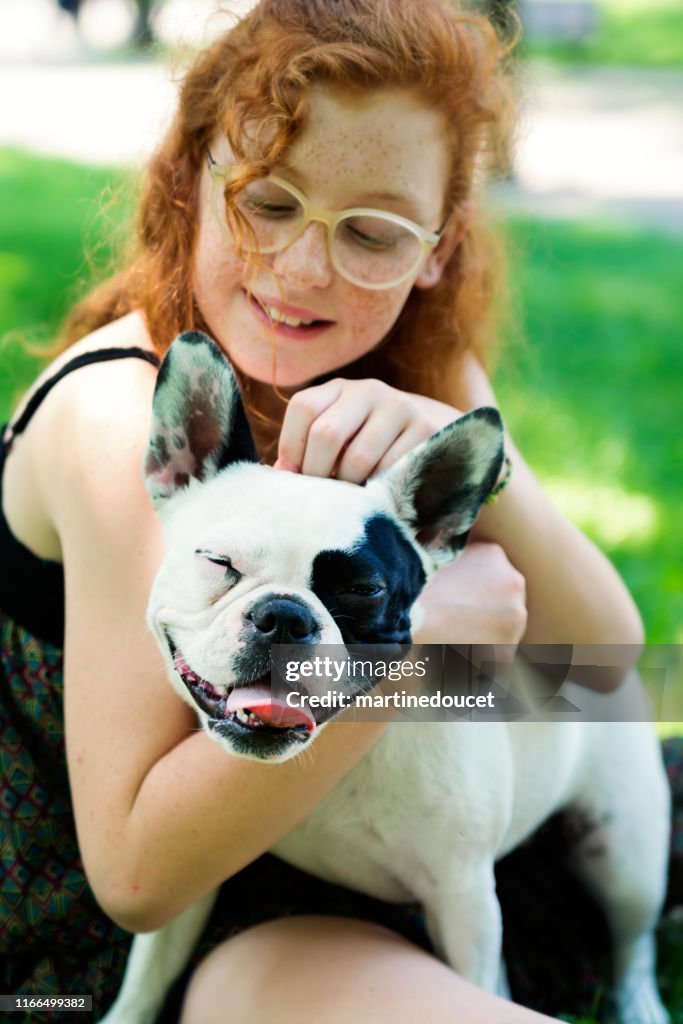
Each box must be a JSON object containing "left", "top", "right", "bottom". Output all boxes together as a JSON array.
[{"left": 60, "top": 0, "right": 517, "bottom": 402}]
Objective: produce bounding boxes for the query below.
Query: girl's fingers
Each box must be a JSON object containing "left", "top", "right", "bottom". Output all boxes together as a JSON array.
[
  {"left": 370, "top": 422, "right": 438, "bottom": 477},
  {"left": 299, "top": 397, "right": 372, "bottom": 478},
  {"left": 277, "top": 379, "right": 344, "bottom": 472},
  {"left": 278, "top": 378, "right": 445, "bottom": 481},
  {"left": 335, "top": 409, "right": 414, "bottom": 483}
]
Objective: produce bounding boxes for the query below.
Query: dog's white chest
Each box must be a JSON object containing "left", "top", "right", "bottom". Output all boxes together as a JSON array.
[
  {"left": 271, "top": 722, "right": 516, "bottom": 902},
  {"left": 270, "top": 719, "right": 606, "bottom": 904}
]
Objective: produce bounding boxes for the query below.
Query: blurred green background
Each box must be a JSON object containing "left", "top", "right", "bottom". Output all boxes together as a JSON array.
[
  {"left": 1, "top": 0, "right": 682, "bottom": 1018},
  {"left": 522, "top": 0, "right": 683, "bottom": 67}
]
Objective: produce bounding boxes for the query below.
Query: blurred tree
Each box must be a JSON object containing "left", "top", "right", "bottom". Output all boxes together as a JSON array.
[
  {"left": 56, "top": 0, "right": 82, "bottom": 17},
  {"left": 475, "top": 0, "right": 518, "bottom": 34},
  {"left": 55, "top": 0, "right": 155, "bottom": 48},
  {"left": 491, "top": 0, "right": 517, "bottom": 31},
  {"left": 132, "top": 0, "right": 154, "bottom": 48}
]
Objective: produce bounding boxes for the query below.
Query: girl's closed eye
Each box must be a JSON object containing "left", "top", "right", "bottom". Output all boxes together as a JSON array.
[
  {"left": 242, "top": 191, "right": 298, "bottom": 218},
  {"left": 343, "top": 219, "right": 401, "bottom": 250}
]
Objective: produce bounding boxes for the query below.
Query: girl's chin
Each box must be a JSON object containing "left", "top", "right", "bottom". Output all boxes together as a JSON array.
[
  {"left": 220, "top": 345, "right": 348, "bottom": 390},
  {"left": 246, "top": 368, "right": 317, "bottom": 390}
]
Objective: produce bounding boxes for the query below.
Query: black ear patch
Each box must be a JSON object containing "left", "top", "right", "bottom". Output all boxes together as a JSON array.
[
  {"left": 380, "top": 407, "right": 505, "bottom": 560},
  {"left": 144, "top": 332, "right": 258, "bottom": 507}
]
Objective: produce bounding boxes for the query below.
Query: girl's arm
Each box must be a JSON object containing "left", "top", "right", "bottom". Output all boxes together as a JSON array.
[
  {"left": 35, "top": 358, "right": 388, "bottom": 934},
  {"left": 451, "top": 354, "right": 645, "bottom": 663}
]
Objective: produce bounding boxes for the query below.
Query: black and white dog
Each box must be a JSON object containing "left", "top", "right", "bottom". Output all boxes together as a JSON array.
[{"left": 102, "top": 333, "right": 670, "bottom": 1024}]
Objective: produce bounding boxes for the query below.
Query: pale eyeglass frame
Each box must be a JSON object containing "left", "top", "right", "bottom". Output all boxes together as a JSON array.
[{"left": 206, "top": 149, "right": 448, "bottom": 291}]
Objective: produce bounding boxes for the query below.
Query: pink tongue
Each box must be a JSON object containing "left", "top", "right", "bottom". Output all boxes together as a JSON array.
[{"left": 225, "top": 684, "right": 316, "bottom": 732}]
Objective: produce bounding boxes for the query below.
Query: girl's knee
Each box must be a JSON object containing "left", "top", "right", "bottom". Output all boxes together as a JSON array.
[
  {"left": 179, "top": 915, "right": 435, "bottom": 1023},
  {"left": 178, "top": 915, "right": 554, "bottom": 1024}
]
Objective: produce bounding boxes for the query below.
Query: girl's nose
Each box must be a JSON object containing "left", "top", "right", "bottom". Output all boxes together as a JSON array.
[{"left": 272, "top": 221, "right": 334, "bottom": 290}]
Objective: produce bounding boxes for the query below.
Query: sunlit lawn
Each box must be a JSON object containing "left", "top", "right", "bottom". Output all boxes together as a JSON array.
[
  {"left": 495, "top": 215, "right": 683, "bottom": 645},
  {"left": 0, "top": 147, "right": 133, "bottom": 404},
  {"left": 1, "top": 146, "right": 682, "bottom": 645},
  {"left": 522, "top": 0, "right": 683, "bottom": 67}
]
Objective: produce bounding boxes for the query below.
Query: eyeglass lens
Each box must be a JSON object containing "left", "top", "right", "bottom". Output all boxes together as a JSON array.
[{"left": 218, "top": 178, "right": 424, "bottom": 286}]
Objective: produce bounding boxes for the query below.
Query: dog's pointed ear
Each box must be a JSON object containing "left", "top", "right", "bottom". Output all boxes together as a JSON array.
[
  {"left": 144, "top": 331, "right": 258, "bottom": 508},
  {"left": 376, "top": 408, "right": 505, "bottom": 563}
]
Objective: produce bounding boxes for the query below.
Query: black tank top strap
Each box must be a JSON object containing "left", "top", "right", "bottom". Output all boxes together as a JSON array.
[
  {"left": 3, "top": 346, "right": 160, "bottom": 452},
  {"left": 0, "top": 345, "right": 160, "bottom": 645}
]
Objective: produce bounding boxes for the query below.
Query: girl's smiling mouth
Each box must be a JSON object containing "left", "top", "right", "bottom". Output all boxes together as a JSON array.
[{"left": 245, "top": 289, "right": 336, "bottom": 340}]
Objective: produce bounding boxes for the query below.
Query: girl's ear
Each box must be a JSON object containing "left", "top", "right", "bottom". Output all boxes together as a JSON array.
[{"left": 414, "top": 199, "right": 474, "bottom": 290}]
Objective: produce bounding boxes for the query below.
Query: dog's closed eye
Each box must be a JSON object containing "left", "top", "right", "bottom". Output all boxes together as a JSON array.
[{"left": 195, "top": 549, "right": 243, "bottom": 590}]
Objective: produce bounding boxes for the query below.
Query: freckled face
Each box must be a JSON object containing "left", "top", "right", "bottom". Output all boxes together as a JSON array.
[{"left": 193, "top": 86, "right": 451, "bottom": 388}]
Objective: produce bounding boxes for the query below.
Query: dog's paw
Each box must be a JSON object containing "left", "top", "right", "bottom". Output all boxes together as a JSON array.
[{"left": 604, "top": 982, "right": 670, "bottom": 1024}]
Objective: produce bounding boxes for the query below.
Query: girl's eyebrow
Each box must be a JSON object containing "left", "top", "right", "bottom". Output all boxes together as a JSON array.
[
  {"left": 276, "top": 165, "right": 427, "bottom": 220},
  {"left": 334, "top": 189, "right": 437, "bottom": 228},
  {"left": 355, "top": 189, "right": 421, "bottom": 211}
]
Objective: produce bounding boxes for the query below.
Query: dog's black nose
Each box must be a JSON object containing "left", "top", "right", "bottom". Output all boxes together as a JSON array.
[{"left": 246, "top": 596, "right": 319, "bottom": 644}]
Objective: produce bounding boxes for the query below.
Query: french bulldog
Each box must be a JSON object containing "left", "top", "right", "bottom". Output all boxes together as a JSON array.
[{"left": 101, "top": 332, "right": 670, "bottom": 1024}]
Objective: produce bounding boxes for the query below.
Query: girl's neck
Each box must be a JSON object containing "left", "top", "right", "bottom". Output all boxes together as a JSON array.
[
  {"left": 240, "top": 357, "right": 368, "bottom": 464},
  {"left": 240, "top": 375, "right": 297, "bottom": 465}
]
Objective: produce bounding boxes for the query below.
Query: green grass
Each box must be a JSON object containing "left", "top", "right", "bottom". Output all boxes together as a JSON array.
[
  {"left": 0, "top": 147, "right": 134, "bottom": 408},
  {"left": 496, "top": 216, "right": 683, "bottom": 644},
  {"left": 522, "top": 0, "right": 683, "bottom": 68},
  {"left": 1, "top": 147, "right": 682, "bottom": 645}
]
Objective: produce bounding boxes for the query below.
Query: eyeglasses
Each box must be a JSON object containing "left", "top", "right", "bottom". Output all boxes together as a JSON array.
[{"left": 207, "top": 150, "right": 447, "bottom": 291}]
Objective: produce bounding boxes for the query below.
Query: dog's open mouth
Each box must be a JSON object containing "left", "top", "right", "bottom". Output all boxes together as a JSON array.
[{"left": 165, "top": 631, "right": 316, "bottom": 736}]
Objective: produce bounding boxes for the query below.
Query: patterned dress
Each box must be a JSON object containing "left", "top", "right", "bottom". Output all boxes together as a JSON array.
[{"left": 1, "top": 348, "right": 681, "bottom": 1022}]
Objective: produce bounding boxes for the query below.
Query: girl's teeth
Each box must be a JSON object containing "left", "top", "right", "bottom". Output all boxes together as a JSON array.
[{"left": 261, "top": 301, "right": 315, "bottom": 328}]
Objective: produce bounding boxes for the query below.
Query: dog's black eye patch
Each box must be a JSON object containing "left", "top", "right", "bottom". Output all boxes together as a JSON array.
[{"left": 311, "top": 515, "right": 425, "bottom": 644}]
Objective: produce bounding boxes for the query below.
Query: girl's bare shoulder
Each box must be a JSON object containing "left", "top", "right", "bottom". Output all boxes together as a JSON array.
[
  {"left": 8, "top": 310, "right": 157, "bottom": 435},
  {"left": 17, "top": 310, "right": 156, "bottom": 412},
  {"left": 3, "top": 312, "right": 160, "bottom": 561}
]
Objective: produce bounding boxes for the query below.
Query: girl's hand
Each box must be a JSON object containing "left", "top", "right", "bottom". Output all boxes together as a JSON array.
[
  {"left": 273, "top": 378, "right": 461, "bottom": 483},
  {"left": 412, "top": 542, "right": 528, "bottom": 650}
]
